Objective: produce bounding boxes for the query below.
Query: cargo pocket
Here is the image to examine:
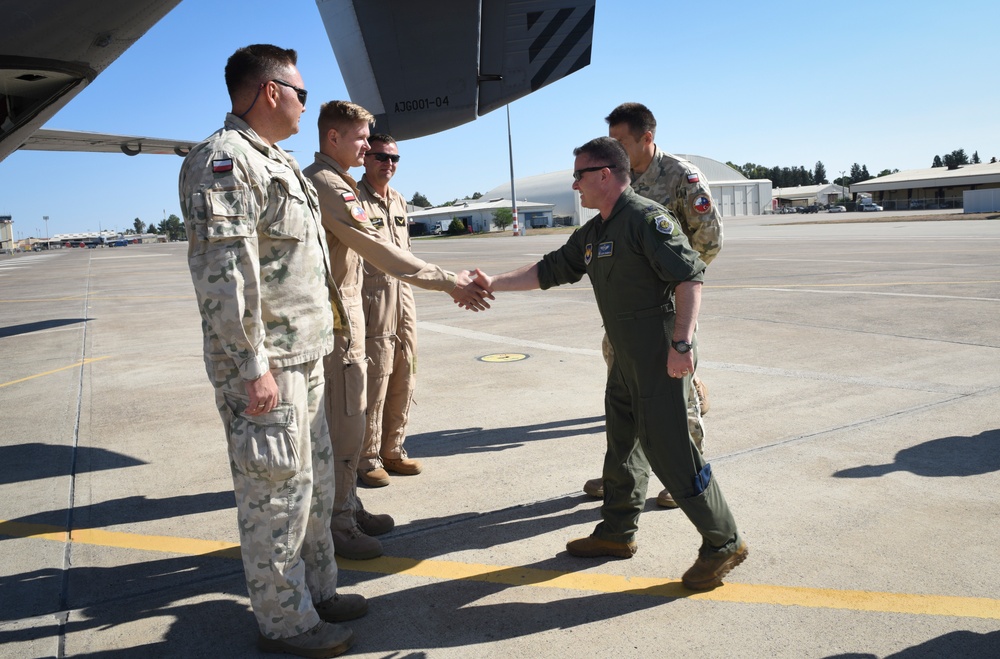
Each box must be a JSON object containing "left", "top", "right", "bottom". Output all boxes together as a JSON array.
[
  {"left": 224, "top": 393, "right": 300, "bottom": 481},
  {"left": 365, "top": 335, "right": 395, "bottom": 379}
]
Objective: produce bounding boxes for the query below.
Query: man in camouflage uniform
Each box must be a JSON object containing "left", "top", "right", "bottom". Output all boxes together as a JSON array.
[
  {"left": 357, "top": 135, "right": 423, "bottom": 487},
  {"left": 583, "top": 102, "right": 723, "bottom": 509},
  {"left": 475, "top": 138, "right": 747, "bottom": 590},
  {"left": 178, "top": 45, "right": 365, "bottom": 657},
  {"left": 303, "top": 102, "right": 491, "bottom": 560}
]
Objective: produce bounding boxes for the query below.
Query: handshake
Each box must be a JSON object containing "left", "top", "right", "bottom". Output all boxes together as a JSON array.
[{"left": 449, "top": 268, "right": 495, "bottom": 312}]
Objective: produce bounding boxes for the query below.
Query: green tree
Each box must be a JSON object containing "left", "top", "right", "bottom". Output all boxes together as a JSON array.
[
  {"left": 943, "top": 149, "right": 969, "bottom": 169},
  {"left": 972, "top": 151, "right": 981, "bottom": 164},
  {"left": 157, "top": 214, "right": 185, "bottom": 241},
  {"left": 446, "top": 218, "right": 465, "bottom": 235},
  {"left": 492, "top": 208, "right": 514, "bottom": 231},
  {"left": 814, "top": 161, "right": 828, "bottom": 184},
  {"left": 932, "top": 155, "right": 943, "bottom": 168},
  {"left": 471, "top": 192, "right": 483, "bottom": 200},
  {"left": 133, "top": 217, "right": 145, "bottom": 234},
  {"left": 410, "top": 192, "right": 431, "bottom": 207}
]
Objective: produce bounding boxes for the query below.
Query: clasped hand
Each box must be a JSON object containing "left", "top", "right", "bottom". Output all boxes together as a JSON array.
[{"left": 450, "top": 269, "right": 496, "bottom": 311}]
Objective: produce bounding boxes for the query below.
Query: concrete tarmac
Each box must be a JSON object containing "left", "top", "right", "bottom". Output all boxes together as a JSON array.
[{"left": 2, "top": 211, "right": 999, "bottom": 658}]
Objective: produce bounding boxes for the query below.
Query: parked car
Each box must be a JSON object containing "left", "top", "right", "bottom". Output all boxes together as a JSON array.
[
  {"left": 799, "top": 204, "right": 819, "bottom": 214},
  {"left": 828, "top": 205, "right": 846, "bottom": 213},
  {"left": 859, "top": 202, "right": 883, "bottom": 212}
]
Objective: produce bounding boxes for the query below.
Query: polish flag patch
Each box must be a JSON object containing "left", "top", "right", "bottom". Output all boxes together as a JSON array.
[
  {"left": 341, "top": 192, "right": 356, "bottom": 202},
  {"left": 213, "top": 158, "right": 233, "bottom": 173},
  {"left": 686, "top": 172, "right": 700, "bottom": 184}
]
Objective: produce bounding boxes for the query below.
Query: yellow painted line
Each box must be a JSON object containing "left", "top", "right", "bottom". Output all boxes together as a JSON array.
[
  {"left": 0, "top": 356, "right": 111, "bottom": 389},
  {"left": 3, "top": 519, "right": 999, "bottom": 620},
  {"left": 711, "top": 280, "right": 1000, "bottom": 290}
]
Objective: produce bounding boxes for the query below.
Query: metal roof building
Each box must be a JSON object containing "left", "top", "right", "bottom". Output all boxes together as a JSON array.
[{"left": 849, "top": 161, "right": 1000, "bottom": 210}]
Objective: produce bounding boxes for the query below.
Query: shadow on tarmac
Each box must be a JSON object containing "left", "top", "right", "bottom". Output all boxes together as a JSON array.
[
  {"left": 0, "top": 494, "right": 688, "bottom": 657},
  {"left": 0, "top": 491, "right": 235, "bottom": 530},
  {"left": 831, "top": 430, "right": 1000, "bottom": 479},
  {"left": 825, "top": 629, "right": 1000, "bottom": 657},
  {"left": 0, "top": 443, "right": 145, "bottom": 485},
  {"left": 405, "top": 415, "right": 606, "bottom": 457},
  {"left": 0, "top": 318, "right": 88, "bottom": 338}
]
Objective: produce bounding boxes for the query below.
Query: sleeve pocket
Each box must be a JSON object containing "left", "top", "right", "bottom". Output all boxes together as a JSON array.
[{"left": 206, "top": 189, "right": 253, "bottom": 239}]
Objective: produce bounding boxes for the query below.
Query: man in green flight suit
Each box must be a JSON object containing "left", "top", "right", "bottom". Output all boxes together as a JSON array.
[{"left": 475, "top": 137, "right": 748, "bottom": 590}]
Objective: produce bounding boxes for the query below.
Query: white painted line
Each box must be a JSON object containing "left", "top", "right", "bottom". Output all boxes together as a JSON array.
[
  {"left": 418, "top": 321, "right": 601, "bottom": 356},
  {"left": 745, "top": 287, "right": 1000, "bottom": 302},
  {"left": 756, "top": 258, "right": 995, "bottom": 266}
]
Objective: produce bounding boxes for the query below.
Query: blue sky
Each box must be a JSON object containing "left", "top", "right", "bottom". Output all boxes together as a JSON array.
[{"left": 2, "top": 0, "right": 998, "bottom": 237}]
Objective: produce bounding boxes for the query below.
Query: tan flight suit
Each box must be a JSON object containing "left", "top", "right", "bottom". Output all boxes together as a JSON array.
[
  {"left": 358, "top": 176, "right": 417, "bottom": 470},
  {"left": 303, "top": 153, "right": 458, "bottom": 533}
]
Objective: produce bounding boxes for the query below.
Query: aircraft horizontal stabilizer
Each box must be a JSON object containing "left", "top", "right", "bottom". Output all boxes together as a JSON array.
[
  {"left": 20, "top": 128, "right": 195, "bottom": 157},
  {"left": 315, "top": 0, "right": 595, "bottom": 140}
]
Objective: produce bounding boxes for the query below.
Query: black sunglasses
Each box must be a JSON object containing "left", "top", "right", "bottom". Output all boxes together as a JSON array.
[
  {"left": 367, "top": 152, "right": 400, "bottom": 163},
  {"left": 272, "top": 79, "right": 307, "bottom": 105},
  {"left": 572, "top": 164, "right": 616, "bottom": 181}
]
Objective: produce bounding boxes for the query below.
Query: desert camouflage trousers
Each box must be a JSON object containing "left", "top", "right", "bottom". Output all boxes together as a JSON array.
[{"left": 211, "top": 358, "right": 338, "bottom": 639}]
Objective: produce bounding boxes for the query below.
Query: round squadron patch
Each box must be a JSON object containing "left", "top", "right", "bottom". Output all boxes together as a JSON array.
[
  {"left": 654, "top": 215, "right": 675, "bottom": 235},
  {"left": 351, "top": 205, "right": 368, "bottom": 222},
  {"left": 693, "top": 195, "right": 712, "bottom": 214}
]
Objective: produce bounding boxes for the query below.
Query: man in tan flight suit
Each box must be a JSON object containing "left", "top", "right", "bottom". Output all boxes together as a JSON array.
[
  {"left": 583, "top": 102, "right": 723, "bottom": 509},
  {"left": 303, "top": 101, "right": 492, "bottom": 560},
  {"left": 356, "top": 134, "right": 422, "bottom": 487}
]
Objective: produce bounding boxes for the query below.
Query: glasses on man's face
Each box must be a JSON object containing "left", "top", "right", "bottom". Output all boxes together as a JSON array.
[
  {"left": 572, "top": 164, "right": 616, "bottom": 182},
  {"left": 367, "top": 152, "right": 400, "bottom": 163},
  {"left": 272, "top": 79, "right": 308, "bottom": 106}
]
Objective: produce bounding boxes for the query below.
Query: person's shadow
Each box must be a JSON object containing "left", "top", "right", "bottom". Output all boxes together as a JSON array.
[{"left": 832, "top": 430, "right": 1000, "bottom": 479}]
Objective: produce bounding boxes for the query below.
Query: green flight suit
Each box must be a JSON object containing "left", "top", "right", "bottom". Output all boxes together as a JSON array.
[{"left": 538, "top": 187, "right": 740, "bottom": 549}]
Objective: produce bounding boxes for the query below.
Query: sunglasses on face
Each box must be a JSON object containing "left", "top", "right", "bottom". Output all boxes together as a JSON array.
[
  {"left": 367, "top": 152, "right": 400, "bottom": 163},
  {"left": 572, "top": 164, "right": 616, "bottom": 181},
  {"left": 271, "top": 79, "right": 307, "bottom": 105}
]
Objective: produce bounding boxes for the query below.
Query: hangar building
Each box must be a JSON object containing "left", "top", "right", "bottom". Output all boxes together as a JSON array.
[
  {"left": 483, "top": 154, "right": 772, "bottom": 226},
  {"left": 848, "top": 161, "right": 1000, "bottom": 211}
]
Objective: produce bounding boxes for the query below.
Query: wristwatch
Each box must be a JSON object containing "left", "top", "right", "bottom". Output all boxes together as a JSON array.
[{"left": 671, "top": 340, "right": 693, "bottom": 354}]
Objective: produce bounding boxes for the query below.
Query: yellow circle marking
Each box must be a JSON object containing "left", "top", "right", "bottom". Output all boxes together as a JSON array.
[{"left": 478, "top": 353, "right": 529, "bottom": 363}]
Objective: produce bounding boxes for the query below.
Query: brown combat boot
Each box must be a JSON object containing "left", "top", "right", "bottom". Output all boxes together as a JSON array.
[
  {"left": 358, "top": 467, "right": 390, "bottom": 487},
  {"left": 356, "top": 507, "right": 394, "bottom": 536},
  {"left": 315, "top": 593, "right": 368, "bottom": 623},
  {"left": 566, "top": 534, "right": 637, "bottom": 559},
  {"left": 383, "top": 456, "right": 422, "bottom": 475},
  {"left": 331, "top": 525, "right": 383, "bottom": 560},
  {"left": 257, "top": 621, "right": 353, "bottom": 658},
  {"left": 582, "top": 478, "right": 604, "bottom": 498},
  {"left": 682, "top": 540, "right": 749, "bottom": 591},
  {"left": 656, "top": 489, "right": 679, "bottom": 509}
]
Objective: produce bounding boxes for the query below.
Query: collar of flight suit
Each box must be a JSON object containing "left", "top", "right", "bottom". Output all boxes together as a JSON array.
[{"left": 311, "top": 151, "right": 361, "bottom": 191}]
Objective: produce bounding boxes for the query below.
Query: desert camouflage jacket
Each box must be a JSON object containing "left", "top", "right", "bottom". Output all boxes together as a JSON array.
[
  {"left": 178, "top": 114, "right": 344, "bottom": 380},
  {"left": 631, "top": 148, "right": 723, "bottom": 264}
]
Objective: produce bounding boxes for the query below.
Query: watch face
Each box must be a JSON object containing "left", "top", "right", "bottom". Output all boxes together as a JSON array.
[{"left": 673, "top": 341, "right": 692, "bottom": 353}]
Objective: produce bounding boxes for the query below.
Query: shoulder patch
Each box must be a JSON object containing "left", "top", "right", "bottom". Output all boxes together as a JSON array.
[
  {"left": 692, "top": 195, "right": 713, "bottom": 215},
  {"left": 686, "top": 172, "right": 700, "bottom": 184},
  {"left": 351, "top": 205, "right": 368, "bottom": 222},
  {"left": 212, "top": 158, "right": 233, "bottom": 173},
  {"left": 342, "top": 192, "right": 356, "bottom": 203},
  {"left": 654, "top": 215, "right": 675, "bottom": 235}
]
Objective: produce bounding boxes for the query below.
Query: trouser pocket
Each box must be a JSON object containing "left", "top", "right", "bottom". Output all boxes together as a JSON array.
[{"left": 223, "top": 393, "right": 300, "bottom": 481}]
